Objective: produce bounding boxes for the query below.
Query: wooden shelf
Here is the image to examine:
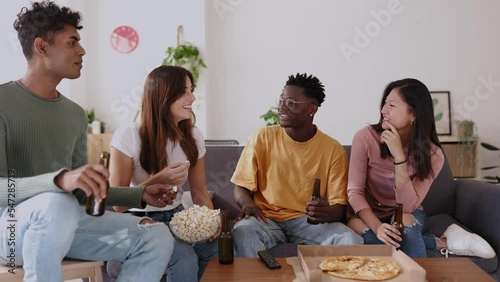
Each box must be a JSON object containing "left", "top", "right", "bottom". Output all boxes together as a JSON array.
[
  {"left": 439, "top": 136, "right": 480, "bottom": 179},
  {"left": 87, "top": 133, "right": 113, "bottom": 164}
]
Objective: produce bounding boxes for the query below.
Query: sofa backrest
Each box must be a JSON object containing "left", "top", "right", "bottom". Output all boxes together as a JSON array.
[
  {"left": 182, "top": 145, "right": 244, "bottom": 219},
  {"left": 420, "top": 155, "right": 456, "bottom": 217},
  {"left": 184, "top": 144, "right": 456, "bottom": 219}
]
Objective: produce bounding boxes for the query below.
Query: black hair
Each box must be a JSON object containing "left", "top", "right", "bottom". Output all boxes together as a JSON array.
[
  {"left": 285, "top": 73, "right": 326, "bottom": 106},
  {"left": 13, "top": 1, "right": 82, "bottom": 60},
  {"left": 371, "top": 78, "right": 441, "bottom": 180}
]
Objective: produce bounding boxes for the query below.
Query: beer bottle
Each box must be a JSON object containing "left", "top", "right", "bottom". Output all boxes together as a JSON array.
[
  {"left": 218, "top": 210, "right": 234, "bottom": 264},
  {"left": 392, "top": 203, "right": 404, "bottom": 250},
  {"left": 307, "top": 178, "right": 321, "bottom": 224},
  {"left": 85, "top": 151, "right": 110, "bottom": 216}
]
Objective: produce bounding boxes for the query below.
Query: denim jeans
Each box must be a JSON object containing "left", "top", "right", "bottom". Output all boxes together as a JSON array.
[
  {"left": 0, "top": 192, "right": 175, "bottom": 282},
  {"left": 361, "top": 209, "right": 437, "bottom": 258},
  {"left": 232, "top": 215, "right": 363, "bottom": 257},
  {"left": 144, "top": 204, "right": 218, "bottom": 281}
]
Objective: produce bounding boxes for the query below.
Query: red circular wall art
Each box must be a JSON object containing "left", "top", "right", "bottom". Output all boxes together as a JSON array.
[{"left": 110, "top": 25, "right": 139, "bottom": 54}]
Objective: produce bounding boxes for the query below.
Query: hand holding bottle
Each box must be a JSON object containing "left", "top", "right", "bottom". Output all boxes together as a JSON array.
[
  {"left": 306, "top": 178, "right": 321, "bottom": 224},
  {"left": 85, "top": 151, "right": 111, "bottom": 216},
  {"left": 55, "top": 164, "right": 109, "bottom": 200}
]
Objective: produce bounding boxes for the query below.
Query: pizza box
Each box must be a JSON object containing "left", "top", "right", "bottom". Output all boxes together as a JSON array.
[{"left": 297, "top": 245, "right": 426, "bottom": 282}]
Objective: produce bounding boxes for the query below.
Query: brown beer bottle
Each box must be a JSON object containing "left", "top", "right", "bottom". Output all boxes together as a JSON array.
[
  {"left": 85, "top": 151, "right": 110, "bottom": 216},
  {"left": 307, "top": 178, "right": 321, "bottom": 224},
  {"left": 392, "top": 203, "right": 404, "bottom": 250},
  {"left": 218, "top": 210, "right": 234, "bottom": 264}
]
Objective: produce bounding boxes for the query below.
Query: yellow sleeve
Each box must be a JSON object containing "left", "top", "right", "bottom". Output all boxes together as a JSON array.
[
  {"left": 327, "top": 144, "right": 349, "bottom": 206},
  {"left": 230, "top": 131, "right": 260, "bottom": 192}
]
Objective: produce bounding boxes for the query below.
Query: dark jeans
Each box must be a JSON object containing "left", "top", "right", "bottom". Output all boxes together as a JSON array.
[{"left": 361, "top": 209, "right": 436, "bottom": 258}]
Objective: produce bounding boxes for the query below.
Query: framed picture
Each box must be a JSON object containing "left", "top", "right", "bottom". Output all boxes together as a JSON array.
[{"left": 430, "top": 91, "right": 451, "bottom": 135}]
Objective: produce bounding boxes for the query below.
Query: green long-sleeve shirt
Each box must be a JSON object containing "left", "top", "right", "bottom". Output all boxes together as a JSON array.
[{"left": 0, "top": 81, "right": 144, "bottom": 208}]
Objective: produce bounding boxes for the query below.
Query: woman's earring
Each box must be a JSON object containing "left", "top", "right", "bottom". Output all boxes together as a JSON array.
[
  {"left": 310, "top": 113, "right": 313, "bottom": 117},
  {"left": 411, "top": 120, "right": 415, "bottom": 126}
]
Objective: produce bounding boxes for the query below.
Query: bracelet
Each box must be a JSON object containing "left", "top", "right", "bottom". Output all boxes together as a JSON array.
[{"left": 394, "top": 159, "right": 407, "bottom": 165}]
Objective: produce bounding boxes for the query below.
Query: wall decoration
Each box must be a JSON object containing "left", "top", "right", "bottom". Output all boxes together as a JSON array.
[
  {"left": 110, "top": 25, "right": 139, "bottom": 54},
  {"left": 430, "top": 91, "right": 451, "bottom": 135}
]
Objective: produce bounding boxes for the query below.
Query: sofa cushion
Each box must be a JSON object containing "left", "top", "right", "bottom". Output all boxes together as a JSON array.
[
  {"left": 425, "top": 213, "right": 459, "bottom": 237},
  {"left": 183, "top": 145, "right": 244, "bottom": 219},
  {"left": 424, "top": 213, "right": 498, "bottom": 274},
  {"left": 421, "top": 157, "right": 456, "bottom": 217}
]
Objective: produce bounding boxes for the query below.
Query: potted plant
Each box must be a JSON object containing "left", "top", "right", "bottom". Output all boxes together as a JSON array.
[
  {"left": 454, "top": 119, "right": 477, "bottom": 176},
  {"left": 260, "top": 107, "right": 279, "bottom": 126},
  {"left": 456, "top": 119, "right": 475, "bottom": 139},
  {"left": 481, "top": 142, "right": 500, "bottom": 184},
  {"left": 86, "top": 108, "right": 105, "bottom": 133},
  {"left": 161, "top": 25, "right": 206, "bottom": 82}
]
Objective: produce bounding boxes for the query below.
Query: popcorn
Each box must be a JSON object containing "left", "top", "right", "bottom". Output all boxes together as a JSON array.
[
  {"left": 170, "top": 205, "right": 221, "bottom": 243},
  {"left": 172, "top": 185, "right": 178, "bottom": 192}
]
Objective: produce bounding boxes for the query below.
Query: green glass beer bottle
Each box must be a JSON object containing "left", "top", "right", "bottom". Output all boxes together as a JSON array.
[
  {"left": 392, "top": 203, "right": 404, "bottom": 250},
  {"left": 85, "top": 151, "right": 110, "bottom": 216},
  {"left": 307, "top": 178, "right": 321, "bottom": 224},
  {"left": 218, "top": 210, "right": 234, "bottom": 264}
]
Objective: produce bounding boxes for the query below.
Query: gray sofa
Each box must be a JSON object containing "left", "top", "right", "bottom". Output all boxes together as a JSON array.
[
  {"left": 103, "top": 144, "right": 500, "bottom": 281},
  {"left": 201, "top": 145, "right": 500, "bottom": 280}
]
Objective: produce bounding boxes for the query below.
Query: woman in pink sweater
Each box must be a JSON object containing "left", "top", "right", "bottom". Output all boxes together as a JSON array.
[{"left": 347, "top": 78, "right": 494, "bottom": 258}]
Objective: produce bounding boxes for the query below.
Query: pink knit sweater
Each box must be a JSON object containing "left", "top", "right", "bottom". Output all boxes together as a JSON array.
[{"left": 347, "top": 126, "right": 444, "bottom": 219}]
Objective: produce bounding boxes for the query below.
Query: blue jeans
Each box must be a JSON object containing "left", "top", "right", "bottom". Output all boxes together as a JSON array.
[
  {"left": 0, "top": 192, "right": 174, "bottom": 282},
  {"left": 361, "top": 209, "right": 437, "bottom": 258},
  {"left": 232, "top": 215, "right": 363, "bottom": 257},
  {"left": 144, "top": 204, "right": 218, "bottom": 281}
]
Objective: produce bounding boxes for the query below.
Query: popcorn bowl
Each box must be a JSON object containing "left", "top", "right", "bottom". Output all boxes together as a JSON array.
[{"left": 170, "top": 205, "right": 221, "bottom": 244}]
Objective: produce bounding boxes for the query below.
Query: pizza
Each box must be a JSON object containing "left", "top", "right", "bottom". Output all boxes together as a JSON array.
[
  {"left": 319, "top": 256, "right": 401, "bottom": 281},
  {"left": 319, "top": 256, "right": 367, "bottom": 271}
]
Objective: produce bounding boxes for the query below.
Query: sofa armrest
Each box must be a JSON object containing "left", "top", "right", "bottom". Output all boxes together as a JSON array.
[{"left": 455, "top": 179, "right": 500, "bottom": 258}]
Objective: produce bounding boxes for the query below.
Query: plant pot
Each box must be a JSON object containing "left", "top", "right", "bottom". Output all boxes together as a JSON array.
[{"left": 456, "top": 122, "right": 474, "bottom": 139}]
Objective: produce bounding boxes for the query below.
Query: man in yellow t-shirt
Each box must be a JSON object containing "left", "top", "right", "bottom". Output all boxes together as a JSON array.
[{"left": 231, "top": 73, "right": 363, "bottom": 257}]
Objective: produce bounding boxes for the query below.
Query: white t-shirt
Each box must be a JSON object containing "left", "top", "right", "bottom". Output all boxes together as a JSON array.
[{"left": 110, "top": 123, "right": 206, "bottom": 212}]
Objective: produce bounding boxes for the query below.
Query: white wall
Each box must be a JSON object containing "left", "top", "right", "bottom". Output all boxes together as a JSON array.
[
  {"left": 79, "top": 0, "right": 206, "bottom": 134},
  {"left": 205, "top": 0, "right": 500, "bottom": 157},
  {"left": 1, "top": 0, "right": 500, "bottom": 170},
  {"left": 0, "top": 0, "right": 206, "bottom": 134}
]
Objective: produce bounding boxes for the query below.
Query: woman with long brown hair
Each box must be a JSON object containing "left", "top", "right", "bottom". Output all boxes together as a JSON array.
[{"left": 109, "top": 65, "right": 218, "bottom": 281}]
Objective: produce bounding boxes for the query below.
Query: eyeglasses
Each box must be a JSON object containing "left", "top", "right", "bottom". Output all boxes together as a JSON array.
[{"left": 278, "top": 97, "right": 312, "bottom": 109}]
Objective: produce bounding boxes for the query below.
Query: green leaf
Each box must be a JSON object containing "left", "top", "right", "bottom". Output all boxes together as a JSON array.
[
  {"left": 435, "top": 113, "right": 443, "bottom": 122},
  {"left": 161, "top": 42, "right": 207, "bottom": 83},
  {"left": 483, "top": 176, "right": 500, "bottom": 183},
  {"left": 433, "top": 98, "right": 438, "bottom": 107},
  {"left": 86, "top": 108, "right": 95, "bottom": 123},
  {"left": 260, "top": 108, "right": 280, "bottom": 126},
  {"left": 481, "top": 166, "right": 500, "bottom": 170},
  {"left": 481, "top": 142, "right": 500, "bottom": 151}
]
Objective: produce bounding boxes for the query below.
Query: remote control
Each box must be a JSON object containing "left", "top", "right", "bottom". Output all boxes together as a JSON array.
[{"left": 257, "top": 250, "right": 281, "bottom": 269}]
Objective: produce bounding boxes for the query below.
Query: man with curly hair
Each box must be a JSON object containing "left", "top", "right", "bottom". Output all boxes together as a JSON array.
[
  {"left": 0, "top": 2, "right": 177, "bottom": 281},
  {"left": 231, "top": 73, "right": 363, "bottom": 257}
]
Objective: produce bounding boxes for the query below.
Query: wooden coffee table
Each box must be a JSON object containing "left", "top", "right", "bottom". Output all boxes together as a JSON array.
[{"left": 201, "top": 257, "right": 494, "bottom": 282}]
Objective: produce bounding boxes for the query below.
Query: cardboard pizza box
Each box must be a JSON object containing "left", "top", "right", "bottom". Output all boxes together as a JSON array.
[{"left": 297, "top": 245, "right": 426, "bottom": 282}]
